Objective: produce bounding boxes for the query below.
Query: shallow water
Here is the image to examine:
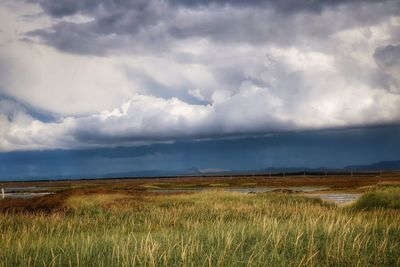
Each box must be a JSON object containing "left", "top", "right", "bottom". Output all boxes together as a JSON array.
[
  {"left": 4, "top": 186, "right": 49, "bottom": 192},
  {"left": 224, "top": 187, "right": 329, "bottom": 193},
  {"left": 147, "top": 187, "right": 362, "bottom": 205},
  {"left": 149, "top": 186, "right": 329, "bottom": 194},
  {"left": 2, "top": 192, "right": 53, "bottom": 199},
  {"left": 1, "top": 186, "right": 52, "bottom": 199},
  {"left": 311, "top": 193, "right": 362, "bottom": 204},
  {"left": 0, "top": 186, "right": 362, "bottom": 203}
]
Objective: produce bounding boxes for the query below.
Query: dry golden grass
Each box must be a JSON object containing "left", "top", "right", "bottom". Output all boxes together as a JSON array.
[{"left": 1, "top": 186, "right": 400, "bottom": 266}]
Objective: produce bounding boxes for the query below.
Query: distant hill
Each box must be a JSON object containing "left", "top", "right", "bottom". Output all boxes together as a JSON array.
[
  {"left": 4, "top": 160, "right": 399, "bottom": 182},
  {"left": 343, "top": 160, "right": 400, "bottom": 171},
  {"left": 101, "top": 161, "right": 400, "bottom": 179},
  {"left": 101, "top": 170, "right": 182, "bottom": 178},
  {"left": 103, "top": 167, "right": 231, "bottom": 178},
  {"left": 259, "top": 167, "right": 330, "bottom": 173},
  {"left": 259, "top": 160, "right": 400, "bottom": 172}
]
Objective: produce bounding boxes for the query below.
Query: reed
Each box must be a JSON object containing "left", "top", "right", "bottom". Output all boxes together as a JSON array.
[{"left": 0, "top": 190, "right": 399, "bottom": 266}]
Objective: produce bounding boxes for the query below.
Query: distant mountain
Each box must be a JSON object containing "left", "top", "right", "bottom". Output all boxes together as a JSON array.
[
  {"left": 101, "top": 161, "right": 400, "bottom": 179},
  {"left": 5, "top": 160, "right": 399, "bottom": 182},
  {"left": 259, "top": 166, "right": 331, "bottom": 173},
  {"left": 101, "top": 169, "right": 183, "bottom": 178},
  {"left": 343, "top": 160, "right": 400, "bottom": 171},
  {"left": 198, "top": 168, "right": 230, "bottom": 173},
  {"left": 104, "top": 167, "right": 231, "bottom": 178}
]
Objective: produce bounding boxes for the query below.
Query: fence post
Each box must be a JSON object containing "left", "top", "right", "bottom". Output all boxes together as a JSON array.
[{"left": 1, "top": 188, "right": 4, "bottom": 199}]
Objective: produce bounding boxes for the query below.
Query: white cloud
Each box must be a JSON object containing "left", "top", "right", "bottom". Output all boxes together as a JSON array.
[{"left": 0, "top": 0, "right": 399, "bottom": 152}]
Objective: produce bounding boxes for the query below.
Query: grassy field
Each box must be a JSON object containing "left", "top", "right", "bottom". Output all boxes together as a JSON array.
[{"left": 1, "top": 176, "right": 400, "bottom": 266}]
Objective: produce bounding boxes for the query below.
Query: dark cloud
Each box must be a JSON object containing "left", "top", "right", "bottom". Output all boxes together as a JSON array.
[
  {"left": 0, "top": 93, "right": 58, "bottom": 123},
  {"left": 34, "top": 0, "right": 385, "bottom": 18},
  {"left": 35, "top": 0, "right": 150, "bottom": 18},
  {"left": 2, "top": 126, "right": 400, "bottom": 180},
  {"left": 27, "top": 0, "right": 399, "bottom": 56},
  {"left": 171, "top": 0, "right": 390, "bottom": 16},
  {"left": 374, "top": 43, "right": 400, "bottom": 92},
  {"left": 28, "top": 0, "right": 170, "bottom": 55},
  {"left": 374, "top": 43, "right": 400, "bottom": 70}
]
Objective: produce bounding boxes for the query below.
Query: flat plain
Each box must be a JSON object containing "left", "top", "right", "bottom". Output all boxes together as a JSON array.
[{"left": 1, "top": 173, "right": 400, "bottom": 266}]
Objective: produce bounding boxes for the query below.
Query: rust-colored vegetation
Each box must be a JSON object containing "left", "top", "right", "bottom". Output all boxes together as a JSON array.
[{"left": 1, "top": 172, "right": 399, "bottom": 213}]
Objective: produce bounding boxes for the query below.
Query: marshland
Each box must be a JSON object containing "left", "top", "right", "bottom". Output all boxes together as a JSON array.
[{"left": 1, "top": 173, "right": 400, "bottom": 266}]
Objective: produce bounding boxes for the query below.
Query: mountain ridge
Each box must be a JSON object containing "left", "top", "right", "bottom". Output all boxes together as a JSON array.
[{"left": 2, "top": 160, "right": 399, "bottom": 182}]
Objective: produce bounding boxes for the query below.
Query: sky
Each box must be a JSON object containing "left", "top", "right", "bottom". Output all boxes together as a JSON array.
[{"left": 0, "top": 0, "right": 399, "bottom": 180}]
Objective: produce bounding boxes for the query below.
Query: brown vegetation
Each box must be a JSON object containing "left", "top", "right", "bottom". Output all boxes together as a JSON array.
[{"left": 1, "top": 172, "right": 399, "bottom": 213}]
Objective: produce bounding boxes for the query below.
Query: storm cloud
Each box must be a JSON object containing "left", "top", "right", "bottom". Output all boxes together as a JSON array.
[
  {"left": 0, "top": 0, "right": 399, "bottom": 151},
  {"left": 28, "top": 0, "right": 400, "bottom": 55}
]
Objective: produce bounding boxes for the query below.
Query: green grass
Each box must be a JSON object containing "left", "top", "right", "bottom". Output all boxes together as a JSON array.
[
  {"left": 0, "top": 191, "right": 400, "bottom": 266},
  {"left": 352, "top": 185, "right": 400, "bottom": 210}
]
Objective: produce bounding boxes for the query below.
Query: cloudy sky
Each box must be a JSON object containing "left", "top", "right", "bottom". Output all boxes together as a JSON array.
[{"left": 0, "top": 0, "right": 400, "bottom": 179}]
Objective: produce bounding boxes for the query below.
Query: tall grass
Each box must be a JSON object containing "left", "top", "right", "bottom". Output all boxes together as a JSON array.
[
  {"left": 352, "top": 184, "right": 400, "bottom": 210},
  {"left": 1, "top": 192, "right": 400, "bottom": 266}
]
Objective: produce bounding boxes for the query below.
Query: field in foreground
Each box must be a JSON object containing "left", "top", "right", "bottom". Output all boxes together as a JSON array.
[{"left": 1, "top": 178, "right": 400, "bottom": 266}]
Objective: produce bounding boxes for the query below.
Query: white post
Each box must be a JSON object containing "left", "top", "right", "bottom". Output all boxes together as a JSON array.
[{"left": 1, "top": 188, "right": 4, "bottom": 199}]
